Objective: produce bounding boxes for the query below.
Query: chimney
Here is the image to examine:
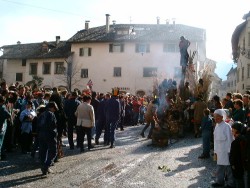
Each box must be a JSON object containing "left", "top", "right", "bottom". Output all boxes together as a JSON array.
[
  {"left": 166, "top": 19, "right": 169, "bottom": 25},
  {"left": 172, "top": 18, "right": 176, "bottom": 25},
  {"left": 157, "top": 17, "right": 160, "bottom": 25},
  {"left": 85, "top": 20, "right": 90, "bottom": 30},
  {"left": 17, "top": 41, "right": 21, "bottom": 45},
  {"left": 112, "top": 20, "right": 116, "bottom": 26},
  {"left": 56, "top": 36, "right": 60, "bottom": 45},
  {"left": 105, "top": 14, "right": 110, "bottom": 33}
]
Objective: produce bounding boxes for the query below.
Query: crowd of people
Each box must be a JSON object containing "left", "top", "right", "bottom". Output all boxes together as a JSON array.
[
  {"left": 0, "top": 79, "right": 250, "bottom": 188},
  {"left": 0, "top": 81, "right": 152, "bottom": 175}
]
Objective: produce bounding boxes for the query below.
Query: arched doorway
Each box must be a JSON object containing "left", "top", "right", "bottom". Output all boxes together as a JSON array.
[{"left": 136, "top": 90, "right": 146, "bottom": 97}]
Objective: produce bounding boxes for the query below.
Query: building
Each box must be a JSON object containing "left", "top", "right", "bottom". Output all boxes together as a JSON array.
[
  {"left": 232, "top": 11, "right": 250, "bottom": 93},
  {"left": 0, "top": 14, "right": 207, "bottom": 95},
  {"left": 226, "top": 67, "right": 237, "bottom": 93},
  {"left": 0, "top": 37, "right": 71, "bottom": 89}
]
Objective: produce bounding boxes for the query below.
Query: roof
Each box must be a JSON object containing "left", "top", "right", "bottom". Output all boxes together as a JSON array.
[
  {"left": 68, "top": 24, "right": 206, "bottom": 43},
  {"left": 226, "top": 67, "right": 237, "bottom": 76},
  {"left": 0, "top": 41, "right": 71, "bottom": 59}
]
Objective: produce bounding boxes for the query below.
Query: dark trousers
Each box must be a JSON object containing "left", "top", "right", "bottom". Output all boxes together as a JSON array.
[
  {"left": 2, "top": 120, "right": 13, "bottom": 152},
  {"left": 76, "top": 126, "right": 92, "bottom": 149},
  {"left": 39, "top": 132, "right": 57, "bottom": 167},
  {"left": 141, "top": 120, "right": 155, "bottom": 137},
  {"left": 202, "top": 131, "right": 211, "bottom": 156},
  {"left": 106, "top": 120, "right": 118, "bottom": 144},
  {"left": 67, "top": 120, "right": 75, "bottom": 148},
  {"left": 21, "top": 132, "right": 32, "bottom": 153},
  {"left": 133, "top": 112, "right": 139, "bottom": 126},
  {"left": 96, "top": 119, "right": 105, "bottom": 140}
]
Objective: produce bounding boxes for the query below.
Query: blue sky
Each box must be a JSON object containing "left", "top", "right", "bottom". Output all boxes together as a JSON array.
[{"left": 0, "top": 0, "right": 249, "bottom": 80}]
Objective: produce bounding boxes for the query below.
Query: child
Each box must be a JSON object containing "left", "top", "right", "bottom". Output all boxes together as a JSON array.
[
  {"left": 198, "top": 108, "right": 213, "bottom": 159},
  {"left": 139, "top": 105, "right": 146, "bottom": 125},
  {"left": 224, "top": 109, "right": 234, "bottom": 126},
  {"left": 229, "top": 121, "right": 245, "bottom": 188}
]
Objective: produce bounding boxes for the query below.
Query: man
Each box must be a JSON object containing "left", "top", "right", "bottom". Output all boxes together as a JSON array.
[
  {"left": 193, "top": 94, "right": 207, "bottom": 138},
  {"left": 75, "top": 95, "right": 95, "bottom": 152},
  {"left": 104, "top": 89, "right": 120, "bottom": 148},
  {"left": 95, "top": 93, "right": 110, "bottom": 145},
  {"left": 232, "top": 99, "right": 245, "bottom": 123},
  {"left": 179, "top": 36, "right": 190, "bottom": 77},
  {"left": 38, "top": 101, "right": 58, "bottom": 175},
  {"left": 0, "top": 95, "right": 11, "bottom": 160},
  {"left": 140, "top": 98, "right": 159, "bottom": 139},
  {"left": 91, "top": 91, "right": 100, "bottom": 139},
  {"left": 212, "top": 109, "right": 234, "bottom": 187},
  {"left": 64, "top": 91, "right": 81, "bottom": 150},
  {"left": 224, "top": 92, "right": 234, "bottom": 110}
]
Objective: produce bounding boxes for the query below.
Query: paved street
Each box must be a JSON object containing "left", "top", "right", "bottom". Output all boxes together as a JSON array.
[{"left": 0, "top": 125, "right": 216, "bottom": 188}]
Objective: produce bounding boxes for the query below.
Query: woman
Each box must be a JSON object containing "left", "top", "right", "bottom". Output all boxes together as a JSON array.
[{"left": 75, "top": 95, "right": 95, "bottom": 152}]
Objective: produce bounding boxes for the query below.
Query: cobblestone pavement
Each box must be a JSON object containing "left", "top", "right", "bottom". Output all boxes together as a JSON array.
[{"left": 0, "top": 125, "right": 217, "bottom": 188}]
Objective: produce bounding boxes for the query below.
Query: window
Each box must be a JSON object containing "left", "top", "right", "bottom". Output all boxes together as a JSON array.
[
  {"left": 79, "top": 47, "right": 92, "bottom": 56},
  {"left": 163, "top": 43, "right": 178, "bottom": 52},
  {"left": 16, "top": 73, "right": 23, "bottom": 81},
  {"left": 135, "top": 43, "right": 150, "bottom": 53},
  {"left": 55, "top": 62, "right": 64, "bottom": 74},
  {"left": 237, "top": 69, "right": 239, "bottom": 83},
  {"left": 109, "top": 43, "right": 124, "bottom": 53},
  {"left": 243, "top": 84, "right": 245, "bottom": 90},
  {"left": 248, "top": 32, "right": 250, "bottom": 46},
  {"left": 242, "top": 67, "right": 245, "bottom": 81},
  {"left": 227, "top": 82, "right": 230, "bottom": 87},
  {"left": 143, "top": 67, "right": 157, "bottom": 77},
  {"left": 81, "top": 69, "right": 88, "bottom": 78},
  {"left": 114, "top": 67, "right": 121, "bottom": 77},
  {"left": 22, "top": 59, "right": 26, "bottom": 66},
  {"left": 43, "top": 62, "right": 51, "bottom": 74},
  {"left": 29, "top": 63, "right": 37, "bottom": 75}
]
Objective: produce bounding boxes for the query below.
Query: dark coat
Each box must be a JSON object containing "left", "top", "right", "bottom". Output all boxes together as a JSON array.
[{"left": 229, "top": 136, "right": 245, "bottom": 178}]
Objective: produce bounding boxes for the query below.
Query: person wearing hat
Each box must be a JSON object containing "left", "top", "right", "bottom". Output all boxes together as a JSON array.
[
  {"left": 229, "top": 121, "right": 246, "bottom": 188},
  {"left": 212, "top": 109, "right": 234, "bottom": 187},
  {"left": 19, "top": 100, "right": 36, "bottom": 154},
  {"left": 38, "top": 101, "right": 58, "bottom": 175}
]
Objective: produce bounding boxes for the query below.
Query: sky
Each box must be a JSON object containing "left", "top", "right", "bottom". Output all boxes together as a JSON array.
[{"left": 0, "top": 0, "right": 249, "bottom": 80}]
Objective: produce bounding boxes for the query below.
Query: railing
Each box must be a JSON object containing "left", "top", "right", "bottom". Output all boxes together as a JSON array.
[{"left": 0, "top": 120, "right": 7, "bottom": 160}]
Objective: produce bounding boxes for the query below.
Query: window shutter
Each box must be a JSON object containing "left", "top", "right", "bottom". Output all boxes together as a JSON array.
[
  {"left": 109, "top": 44, "right": 113, "bottom": 52},
  {"left": 146, "top": 44, "right": 150, "bottom": 53},
  {"left": 135, "top": 44, "right": 139, "bottom": 53},
  {"left": 121, "top": 44, "right": 124, "bottom": 52},
  {"left": 88, "top": 48, "right": 92, "bottom": 56}
]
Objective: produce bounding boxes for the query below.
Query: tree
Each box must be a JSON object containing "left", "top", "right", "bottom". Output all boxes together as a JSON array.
[
  {"left": 26, "top": 75, "right": 44, "bottom": 91},
  {"left": 56, "top": 55, "right": 81, "bottom": 92}
]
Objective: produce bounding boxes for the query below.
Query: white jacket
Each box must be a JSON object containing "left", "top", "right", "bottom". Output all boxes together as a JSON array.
[
  {"left": 214, "top": 121, "right": 233, "bottom": 165},
  {"left": 75, "top": 102, "right": 95, "bottom": 128}
]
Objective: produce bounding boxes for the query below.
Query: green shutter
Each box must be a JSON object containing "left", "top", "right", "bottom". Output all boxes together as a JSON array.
[
  {"left": 88, "top": 48, "right": 92, "bottom": 56},
  {"left": 109, "top": 44, "right": 113, "bottom": 52}
]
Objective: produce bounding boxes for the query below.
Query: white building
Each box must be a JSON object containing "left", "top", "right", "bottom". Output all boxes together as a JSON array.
[
  {"left": 232, "top": 11, "right": 250, "bottom": 93},
  {"left": 0, "top": 15, "right": 207, "bottom": 95}
]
